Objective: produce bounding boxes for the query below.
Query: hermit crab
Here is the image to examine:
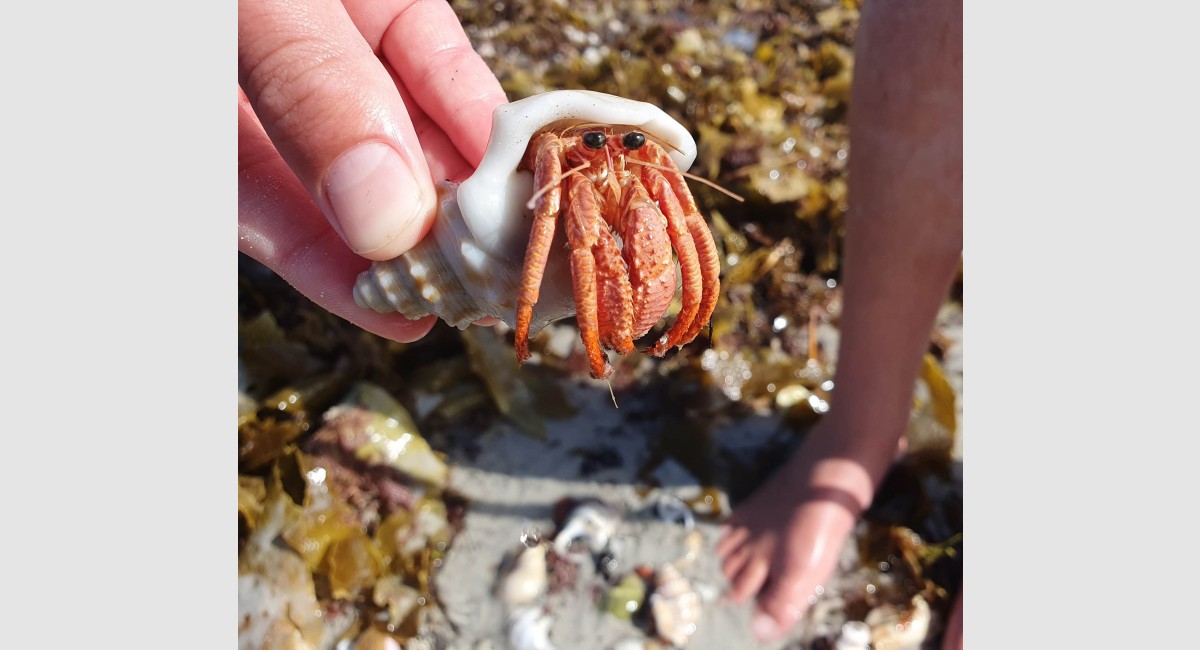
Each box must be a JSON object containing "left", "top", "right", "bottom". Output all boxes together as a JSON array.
[{"left": 353, "top": 90, "right": 726, "bottom": 378}]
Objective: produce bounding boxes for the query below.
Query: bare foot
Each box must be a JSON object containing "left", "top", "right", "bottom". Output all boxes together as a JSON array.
[{"left": 717, "top": 420, "right": 895, "bottom": 643}]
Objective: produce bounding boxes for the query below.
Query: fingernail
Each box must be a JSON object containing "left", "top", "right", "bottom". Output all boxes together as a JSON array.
[
  {"left": 751, "top": 611, "right": 781, "bottom": 642},
  {"left": 323, "top": 142, "right": 433, "bottom": 256}
]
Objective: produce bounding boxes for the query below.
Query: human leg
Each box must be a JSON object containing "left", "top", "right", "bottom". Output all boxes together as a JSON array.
[{"left": 716, "top": 0, "right": 963, "bottom": 641}]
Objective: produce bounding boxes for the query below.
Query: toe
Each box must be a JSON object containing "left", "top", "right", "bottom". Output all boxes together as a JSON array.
[
  {"left": 751, "top": 609, "right": 786, "bottom": 644},
  {"left": 720, "top": 544, "right": 753, "bottom": 584},
  {"left": 752, "top": 588, "right": 806, "bottom": 644},
  {"left": 754, "top": 568, "right": 815, "bottom": 642},
  {"left": 715, "top": 526, "right": 749, "bottom": 558},
  {"left": 727, "top": 558, "right": 768, "bottom": 604}
]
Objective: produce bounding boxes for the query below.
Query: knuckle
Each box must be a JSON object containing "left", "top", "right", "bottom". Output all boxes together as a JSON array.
[{"left": 241, "top": 35, "right": 369, "bottom": 140}]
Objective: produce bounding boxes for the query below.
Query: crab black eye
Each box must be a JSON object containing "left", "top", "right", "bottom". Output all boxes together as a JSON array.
[
  {"left": 622, "top": 131, "right": 646, "bottom": 150},
  {"left": 582, "top": 131, "right": 606, "bottom": 149}
]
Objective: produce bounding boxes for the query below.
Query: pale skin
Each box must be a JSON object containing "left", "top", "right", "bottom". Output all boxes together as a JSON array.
[
  {"left": 238, "top": 0, "right": 507, "bottom": 341},
  {"left": 716, "top": 0, "right": 963, "bottom": 646}
]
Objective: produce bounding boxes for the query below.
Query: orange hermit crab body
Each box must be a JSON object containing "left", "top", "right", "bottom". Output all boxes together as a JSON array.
[
  {"left": 515, "top": 126, "right": 720, "bottom": 378},
  {"left": 352, "top": 90, "right": 725, "bottom": 379}
]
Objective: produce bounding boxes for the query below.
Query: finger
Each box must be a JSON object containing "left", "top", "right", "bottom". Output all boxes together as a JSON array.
[
  {"left": 715, "top": 526, "right": 749, "bottom": 558},
  {"left": 239, "top": 95, "right": 436, "bottom": 343},
  {"left": 239, "top": 0, "right": 435, "bottom": 260},
  {"left": 388, "top": 65, "right": 475, "bottom": 182},
  {"left": 380, "top": 0, "right": 507, "bottom": 166}
]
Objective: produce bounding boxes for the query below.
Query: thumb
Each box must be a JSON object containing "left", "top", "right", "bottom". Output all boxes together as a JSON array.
[{"left": 238, "top": 0, "right": 435, "bottom": 260}]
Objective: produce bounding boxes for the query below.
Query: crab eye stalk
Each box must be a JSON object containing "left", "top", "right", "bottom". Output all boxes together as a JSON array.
[
  {"left": 622, "top": 131, "right": 646, "bottom": 150},
  {"left": 582, "top": 131, "right": 607, "bottom": 149}
]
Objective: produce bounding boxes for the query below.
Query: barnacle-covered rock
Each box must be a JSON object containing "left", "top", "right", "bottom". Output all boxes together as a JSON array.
[
  {"left": 239, "top": 497, "right": 340, "bottom": 650},
  {"left": 315, "top": 382, "right": 449, "bottom": 488}
]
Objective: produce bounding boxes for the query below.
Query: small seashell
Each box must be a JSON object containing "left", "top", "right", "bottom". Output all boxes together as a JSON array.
[
  {"left": 653, "top": 493, "right": 696, "bottom": 530},
  {"left": 553, "top": 499, "right": 620, "bottom": 555},
  {"left": 353, "top": 90, "right": 697, "bottom": 336},
  {"left": 353, "top": 627, "right": 403, "bottom": 650},
  {"left": 864, "top": 594, "right": 931, "bottom": 650},
  {"left": 609, "top": 640, "right": 665, "bottom": 650},
  {"left": 507, "top": 605, "right": 558, "bottom": 650},
  {"left": 497, "top": 544, "right": 549, "bottom": 607},
  {"left": 649, "top": 564, "right": 701, "bottom": 647},
  {"left": 834, "top": 620, "right": 872, "bottom": 650}
]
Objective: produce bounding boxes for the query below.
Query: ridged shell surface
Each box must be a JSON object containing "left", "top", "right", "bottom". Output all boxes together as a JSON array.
[
  {"left": 353, "top": 90, "right": 698, "bottom": 335},
  {"left": 649, "top": 563, "right": 701, "bottom": 647}
]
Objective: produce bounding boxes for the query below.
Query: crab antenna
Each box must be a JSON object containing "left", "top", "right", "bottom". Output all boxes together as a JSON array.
[
  {"left": 644, "top": 132, "right": 685, "bottom": 155},
  {"left": 626, "top": 158, "right": 745, "bottom": 202},
  {"left": 564, "top": 122, "right": 608, "bottom": 134},
  {"left": 526, "top": 161, "right": 591, "bottom": 210}
]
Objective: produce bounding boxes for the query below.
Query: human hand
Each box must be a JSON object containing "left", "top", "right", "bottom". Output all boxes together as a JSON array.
[{"left": 238, "top": 0, "right": 507, "bottom": 342}]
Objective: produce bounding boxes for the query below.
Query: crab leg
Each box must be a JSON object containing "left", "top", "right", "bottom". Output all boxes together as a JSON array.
[
  {"left": 564, "top": 174, "right": 632, "bottom": 378},
  {"left": 594, "top": 228, "right": 636, "bottom": 356},
  {"left": 632, "top": 168, "right": 704, "bottom": 354},
  {"left": 514, "top": 134, "right": 565, "bottom": 364},
  {"left": 617, "top": 172, "right": 687, "bottom": 340},
  {"left": 681, "top": 204, "right": 721, "bottom": 344},
  {"left": 642, "top": 144, "right": 720, "bottom": 343},
  {"left": 636, "top": 142, "right": 720, "bottom": 347}
]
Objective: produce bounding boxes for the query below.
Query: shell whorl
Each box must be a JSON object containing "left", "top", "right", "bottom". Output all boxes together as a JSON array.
[
  {"left": 352, "top": 90, "right": 699, "bottom": 335},
  {"left": 352, "top": 182, "right": 577, "bottom": 331},
  {"left": 356, "top": 182, "right": 502, "bottom": 327}
]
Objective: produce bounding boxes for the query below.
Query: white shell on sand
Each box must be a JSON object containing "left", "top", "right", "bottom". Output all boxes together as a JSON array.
[
  {"left": 649, "top": 563, "right": 701, "bottom": 647},
  {"left": 865, "top": 594, "right": 931, "bottom": 650},
  {"left": 553, "top": 499, "right": 620, "bottom": 555},
  {"left": 508, "top": 604, "right": 558, "bottom": 650},
  {"left": 497, "top": 544, "right": 549, "bottom": 607}
]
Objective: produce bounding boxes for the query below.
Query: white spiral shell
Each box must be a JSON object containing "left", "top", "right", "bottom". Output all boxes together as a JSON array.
[
  {"left": 497, "top": 543, "right": 549, "bottom": 607},
  {"left": 352, "top": 90, "right": 698, "bottom": 335},
  {"left": 649, "top": 563, "right": 701, "bottom": 647}
]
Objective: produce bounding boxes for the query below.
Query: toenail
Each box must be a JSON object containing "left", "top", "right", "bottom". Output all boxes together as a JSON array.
[{"left": 751, "top": 611, "right": 781, "bottom": 642}]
